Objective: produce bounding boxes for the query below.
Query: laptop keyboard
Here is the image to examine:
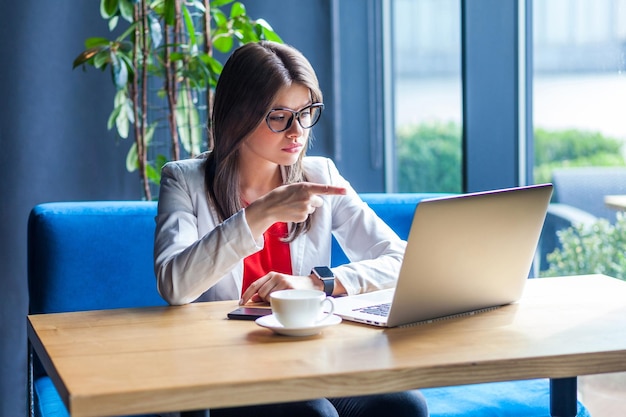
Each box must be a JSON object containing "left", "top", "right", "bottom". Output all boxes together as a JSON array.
[{"left": 355, "top": 302, "right": 391, "bottom": 317}]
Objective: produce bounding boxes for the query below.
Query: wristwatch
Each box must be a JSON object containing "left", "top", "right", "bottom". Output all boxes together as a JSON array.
[{"left": 311, "top": 266, "right": 335, "bottom": 296}]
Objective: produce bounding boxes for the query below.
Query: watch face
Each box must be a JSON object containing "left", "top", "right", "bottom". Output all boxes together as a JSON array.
[{"left": 314, "top": 266, "right": 334, "bottom": 278}]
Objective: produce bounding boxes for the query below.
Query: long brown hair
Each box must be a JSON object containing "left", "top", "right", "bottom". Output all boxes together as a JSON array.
[{"left": 204, "top": 41, "right": 323, "bottom": 240}]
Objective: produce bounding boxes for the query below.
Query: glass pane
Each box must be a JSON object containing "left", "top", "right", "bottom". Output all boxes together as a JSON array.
[
  {"left": 533, "top": 1, "right": 626, "bottom": 276},
  {"left": 533, "top": 0, "right": 626, "bottom": 205},
  {"left": 391, "top": 0, "right": 463, "bottom": 193}
]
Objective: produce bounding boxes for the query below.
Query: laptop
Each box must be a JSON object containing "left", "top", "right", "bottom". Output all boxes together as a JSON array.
[{"left": 332, "top": 183, "right": 553, "bottom": 327}]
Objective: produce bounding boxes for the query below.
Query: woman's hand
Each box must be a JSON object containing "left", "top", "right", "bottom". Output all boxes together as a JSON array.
[
  {"left": 240, "top": 270, "right": 347, "bottom": 305},
  {"left": 244, "top": 182, "right": 346, "bottom": 239},
  {"left": 239, "top": 272, "right": 322, "bottom": 305}
]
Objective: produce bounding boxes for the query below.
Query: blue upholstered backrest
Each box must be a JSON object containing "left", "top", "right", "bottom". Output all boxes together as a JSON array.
[
  {"left": 331, "top": 193, "right": 449, "bottom": 266},
  {"left": 357, "top": 193, "right": 448, "bottom": 238},
  {"left": 28, "top": 201, "right": 167, "bottom": 315}
]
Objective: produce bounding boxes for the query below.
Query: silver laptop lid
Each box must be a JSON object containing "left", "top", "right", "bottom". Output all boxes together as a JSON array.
[{"left": 386, "top": 183, "right": 553, "bottom": 327}]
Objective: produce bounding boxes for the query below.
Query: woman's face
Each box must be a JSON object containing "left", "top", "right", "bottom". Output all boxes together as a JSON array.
[{"left": 240, "top": 83, "right": 312, "bottom": 168}]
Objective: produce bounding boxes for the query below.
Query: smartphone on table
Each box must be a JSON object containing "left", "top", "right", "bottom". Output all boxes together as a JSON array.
[{"left": 227, "top": 306, "right": 272, "bottom": 320}]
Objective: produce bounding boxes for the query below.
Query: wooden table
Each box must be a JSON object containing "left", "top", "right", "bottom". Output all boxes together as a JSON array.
[
  {"left": 28, "top": 275, "right": 626, "bottom": 417},
  {"left": 605, "top": 194, "right": 626, "bottom": 210}
]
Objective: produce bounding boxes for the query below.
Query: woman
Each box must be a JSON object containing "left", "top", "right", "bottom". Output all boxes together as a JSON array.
[{"left": 154, "top": 41, "right": 428, "bottom": 417}]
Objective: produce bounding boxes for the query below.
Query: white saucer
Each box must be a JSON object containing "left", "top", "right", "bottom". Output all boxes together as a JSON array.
[{"left": 255, "top": 314, "right": 342, "bottom": 336}]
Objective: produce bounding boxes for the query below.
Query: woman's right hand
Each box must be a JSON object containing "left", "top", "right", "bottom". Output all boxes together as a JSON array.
[{"left": 244, "top": 182, "right": 346, "bottom": 239}]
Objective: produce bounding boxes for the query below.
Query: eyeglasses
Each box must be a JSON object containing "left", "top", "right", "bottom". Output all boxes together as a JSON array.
[{"left": 265, "top": 103, "right": 324, "bottom": 133}]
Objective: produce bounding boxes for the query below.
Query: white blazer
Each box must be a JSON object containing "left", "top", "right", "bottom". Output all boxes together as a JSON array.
[{"left": 154, "top": 155, "right": 406, "bottom": 305}]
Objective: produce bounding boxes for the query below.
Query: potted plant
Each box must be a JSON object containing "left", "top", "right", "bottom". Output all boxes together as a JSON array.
[{"left": 73, "top": 0, "right": 282, "bottom": 200}]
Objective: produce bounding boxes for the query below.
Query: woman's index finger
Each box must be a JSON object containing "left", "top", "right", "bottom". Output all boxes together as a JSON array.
[{"left": 306, "top": 183, "right": 347, "bottom": 195}]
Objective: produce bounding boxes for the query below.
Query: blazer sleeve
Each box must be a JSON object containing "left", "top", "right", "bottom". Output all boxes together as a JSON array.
[{"left": 154, "top": 161, "right": 262, "bottom": 305}]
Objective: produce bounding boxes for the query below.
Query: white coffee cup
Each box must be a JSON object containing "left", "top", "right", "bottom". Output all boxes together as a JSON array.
[{"left": 270, "top": 289, "right": 335, "bottom": 328}]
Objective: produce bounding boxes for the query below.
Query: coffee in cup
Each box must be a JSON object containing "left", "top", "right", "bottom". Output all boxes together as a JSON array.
[{"left": 270, "top": 289, "right": 335, "bottom": 328}]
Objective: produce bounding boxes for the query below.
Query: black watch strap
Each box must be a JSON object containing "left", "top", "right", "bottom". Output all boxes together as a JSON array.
[{"left": 312, "top": 266, "right": 335, "bottom": 296}]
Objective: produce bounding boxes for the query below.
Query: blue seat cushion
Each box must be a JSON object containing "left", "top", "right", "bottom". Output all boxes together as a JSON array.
[
  {"left": 34, "top": 376, "right": 159, "bottom": 417},
  {"left": 422, "top": 379, "right": 590, "bottom": 417}
]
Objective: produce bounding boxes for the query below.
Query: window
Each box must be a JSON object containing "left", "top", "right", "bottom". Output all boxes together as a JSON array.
[
  {"left": 533, "top": 0, "right": 626, "bottom": 188},
  {"left": 391, "top": 0, "right": 463, "bottom": 193}
]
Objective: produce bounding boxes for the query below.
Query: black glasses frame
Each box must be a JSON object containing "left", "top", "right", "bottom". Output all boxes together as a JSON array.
[{"left": 265, "top": 103, "right": 324, "bottom": 133}]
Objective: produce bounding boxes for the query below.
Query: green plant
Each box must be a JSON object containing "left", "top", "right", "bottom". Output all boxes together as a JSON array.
[
  {"left": 542, "top": 212, "right": 626, "bottom": 281},
  {"left": 534, "top": 128, "right": 626, "bottom": 184},
  {"left": 73, "top": 0, "right": 282, "bottom": 200},
  {"left": 396, "top": 121, "right": 462, "bottom": 193},
  {"left": 395, "top": 122, "right": 625, "bottom": 192}
]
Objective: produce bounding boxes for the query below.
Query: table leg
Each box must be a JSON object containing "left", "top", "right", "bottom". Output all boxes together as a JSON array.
[
  {"left": 180, "top": 411, "right": 210, "bottom": 417},
  {"left": 550, "top": 377, "right": 577, "bottom": 417}
]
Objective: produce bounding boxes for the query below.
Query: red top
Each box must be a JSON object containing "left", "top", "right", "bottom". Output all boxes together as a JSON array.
[{"left": 242, "top": 222, "right": 293, "bottom": 294}]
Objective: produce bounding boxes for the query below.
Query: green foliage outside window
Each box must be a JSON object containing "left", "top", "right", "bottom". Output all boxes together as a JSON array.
[
  {"left": 396, "top": 121, "right": 462, "bottom": 193},
  {"left": 534, "top": 128, "right": 626, "bottom": 184},
  {"left": 541, "top": 213, "right": 626, "bottom": 281},
  {"left": 533, "top": 128, "right": 625, "bottom": 279},
  {"left": 396, "top": 121, "right": 626, "bottom": 279},
  {"left": 396, "top": 121, "right": 625, "bottom": 192}
]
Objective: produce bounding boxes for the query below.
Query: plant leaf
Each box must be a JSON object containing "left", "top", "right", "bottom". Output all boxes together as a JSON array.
[
  {"left": 116, "top": 114, "right": 129, "bottom": 140},
  {"left": 212, "top": 8, "right": 227, "bottom": 26},
  {"left": 211, "top": 0, "right": 234, "bottom": 7},
  {"left": 108, "top": 16, "right": 120, "bottom": 31},
  {"left": 85, "top": 37, "right": 111, "bottom": 48},
  {"left": 126, "top": 142, "right": 138, "bottom": 172},
  {"left": 212, "top": 32, "right": 233, "bottom": 53},
  {"left": 190, "top": 0, "right": 206, "bottom": 14},
  {"left": 130, "top": 123, "right": 158, "bottom": 175},
  {"left": 145, "top": 122, "right": 157, "bottom": 146},
  {"left": 169, "top": 52, "right": 185, "bottom": 61},
  {"left": 111, "top": 53, "right": 128, "bottom": 88},
  {"left": 182, "top": 5, "right": 198, "bottom": 54},
  {"left": 230, "top": 2, "right": 246, "bottom": 18},
  {"left": 256, "top": 19, "right": 283, "bottom": 42},
  {"left": 235, "top": 19, "right": 258, "bottom": 43},
  {"left": 113, "top": 90, "right": 130, "bottom": 138},
  {"left": 118, "top": 0, "right": 134, "bottom": 22},
  {"left": 123, "top": 97, "right": 135, "bottom": 125},
  {"left": 148, "top": 13, "right": 163, "bottom": 48},
  {"left": 73, "top": 46, "right": 106, "bottom": 68},
  {"left": 200, "top": 54, "right": 223, "bottom": 77},
  {"left": 146, "top": 163, "right": 161, "bottom": 184},
  {"left": 155, "top": 154, "right": 169, "bottom": 173},
  {"left": 151, "top": 0, "right": 164, "bottom": 14},
  {"left": 147, "top": 154, "right": 168, "bottom": 185},
  {"left": 93, "top": 50, "right": 110, "bottom": 69},
  {"left": 101, "top": 0, "right": 119, "bottom": 19},
  {"left": 117, "top": 53, "right": 135, "bottom": 80},
  {"left": 163, "top": 0, "right": 177, "bottom": 26},
  {"left": 107, "top": 105, "right": 121, "bottom": 131},
  {"left": 115, "top": 104, "right": 130, "bottom": 139},
  {"left": 176, "top": 89, "right": 202, "bottom": 155}
]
